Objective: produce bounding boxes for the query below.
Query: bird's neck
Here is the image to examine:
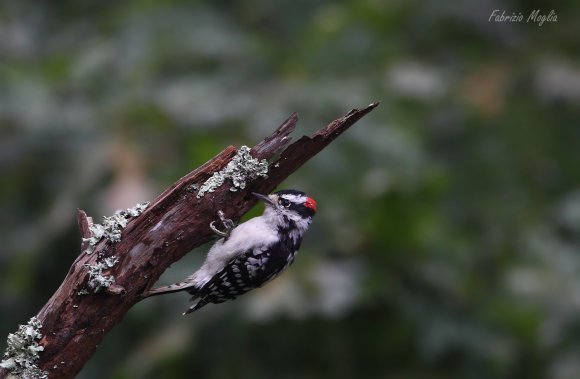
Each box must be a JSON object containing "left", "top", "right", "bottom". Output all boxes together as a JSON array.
[{"left": 262, "top": 208, "right": 311, "bottom": 244}]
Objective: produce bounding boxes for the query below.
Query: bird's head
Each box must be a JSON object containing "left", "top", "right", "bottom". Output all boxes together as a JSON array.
[{"left": 253, "top": 189, "right": 317, "bottom": 230}]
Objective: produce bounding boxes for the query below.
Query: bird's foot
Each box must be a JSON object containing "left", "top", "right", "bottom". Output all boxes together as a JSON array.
[{"left": 210, "top": 210, "right": 235, "bottom": 238}]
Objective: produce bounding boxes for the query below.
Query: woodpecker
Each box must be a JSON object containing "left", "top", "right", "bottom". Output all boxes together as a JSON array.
[{"left": 142, "top": 189, "right": 317, "bottom": 314}]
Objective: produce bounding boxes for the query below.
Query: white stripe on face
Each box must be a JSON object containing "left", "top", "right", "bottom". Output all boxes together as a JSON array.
[{"left": 279, "top": 193, "right": 306, "bottom": 205}]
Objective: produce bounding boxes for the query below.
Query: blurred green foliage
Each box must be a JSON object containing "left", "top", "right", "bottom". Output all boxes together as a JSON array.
[{"left": 1, "top": 0, "right": 580, "bottom": 378}]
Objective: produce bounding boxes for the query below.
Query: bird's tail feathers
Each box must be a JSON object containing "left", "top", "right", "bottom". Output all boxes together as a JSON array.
[
  {"left": 141, "top": 281, "right": 195, "bottom": 299},
  {"left": 183, "top": 298, "right": 209, "bottom": 315}
]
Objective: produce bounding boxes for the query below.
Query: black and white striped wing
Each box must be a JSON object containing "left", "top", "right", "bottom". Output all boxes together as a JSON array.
[{"left": 185, "top": 242, "right": 297, "bottom": 313}]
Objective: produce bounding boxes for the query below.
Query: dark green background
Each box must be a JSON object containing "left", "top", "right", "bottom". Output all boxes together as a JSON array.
[{"left": 1, "top": 1, "right": 579, "bottom": 378}]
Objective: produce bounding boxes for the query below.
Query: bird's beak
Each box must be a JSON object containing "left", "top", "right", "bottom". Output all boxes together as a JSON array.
[{"left": 252, "top": 192, "right": 276, "bottom": 207}]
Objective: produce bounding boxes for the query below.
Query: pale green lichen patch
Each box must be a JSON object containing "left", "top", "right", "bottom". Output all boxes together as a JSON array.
[
  {"left": 84, "top": 202, "right": 149, "bottom": 254},
  {"left": 197, "top": 146, "right": 268, "bottom": 198},
  {"left": 84, "top": 256, "right": 119, "bottom": 293},
  {"left": 79, "top": 202, "right": 147, "bottom": 294},
  {"left": 0, "top": 317, "right": 48, "bottom": 379}
]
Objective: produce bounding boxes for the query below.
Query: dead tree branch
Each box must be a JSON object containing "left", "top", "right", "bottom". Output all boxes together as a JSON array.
[{"left": 0, "top": 103, "right": 378, "bottom": 379}]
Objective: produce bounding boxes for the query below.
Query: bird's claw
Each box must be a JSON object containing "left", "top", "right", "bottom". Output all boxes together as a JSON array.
[
  {"left": 210, "top": 210, "right": 234, "bottom": 238},
  {"left": 210, "top": 221, "right": 228, "bottom": 237}
]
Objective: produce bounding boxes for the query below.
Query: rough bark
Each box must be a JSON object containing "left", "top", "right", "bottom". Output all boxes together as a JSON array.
[{"left": 0, "top": 103, "right": 378, "bottom": 379}]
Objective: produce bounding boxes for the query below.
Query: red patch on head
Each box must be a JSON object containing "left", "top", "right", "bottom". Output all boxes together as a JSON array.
[{"left": 304, "top": 197, "right": 317, "bottom": 212}]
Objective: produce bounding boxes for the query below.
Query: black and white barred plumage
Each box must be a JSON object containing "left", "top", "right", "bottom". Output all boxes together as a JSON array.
[{"left": 143, "top": 189, "right": 317, "bottom": 314}]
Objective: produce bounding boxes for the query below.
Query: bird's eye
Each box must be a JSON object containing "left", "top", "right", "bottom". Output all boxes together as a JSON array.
[{"left": 279, "top": 198, "right": 291, "bottom": 208}]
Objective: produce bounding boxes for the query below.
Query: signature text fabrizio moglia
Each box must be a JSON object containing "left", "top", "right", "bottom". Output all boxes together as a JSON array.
[{"left": 489, "top": 9, "right": 557, "bottom": 26}]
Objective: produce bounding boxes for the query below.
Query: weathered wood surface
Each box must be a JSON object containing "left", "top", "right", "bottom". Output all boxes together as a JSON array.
[{"left": 0, "top": 103, "right": 378, "bottom": 379}]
